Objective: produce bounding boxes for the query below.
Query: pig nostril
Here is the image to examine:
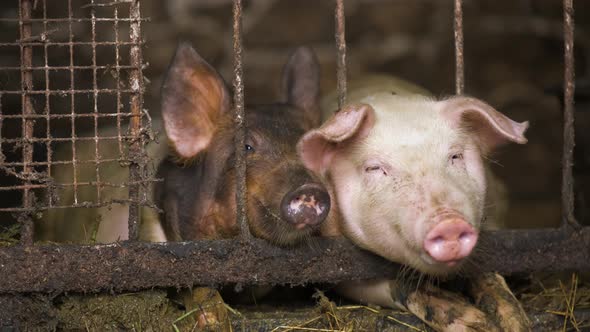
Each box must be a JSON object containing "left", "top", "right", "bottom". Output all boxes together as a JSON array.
[
  {"left": 423, "top": 219, "right": 478, "bottom": 265},
  {"left": 431, "top": 236, "right": 444, "bottom": 244},
  {"left": 280, "top": 184, "right": 331, "bottom": 227}
]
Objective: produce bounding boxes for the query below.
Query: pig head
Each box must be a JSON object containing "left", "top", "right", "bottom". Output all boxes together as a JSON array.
[
  {"left": 299, "top": 82, "right": 528, "bottom": 275},
  {"left": 155, "top": 43, "right": 330, "bottom": 246}
]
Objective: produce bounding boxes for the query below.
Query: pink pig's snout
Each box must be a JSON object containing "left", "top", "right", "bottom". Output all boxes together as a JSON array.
[
  {"left": 423, "top": 217, "right": 478, "bottom": 266},
  {"left": 280, "top": 183, "right": 330, "bottom": 230}
]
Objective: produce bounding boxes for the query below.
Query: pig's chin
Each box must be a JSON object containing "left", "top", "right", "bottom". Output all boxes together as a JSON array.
[{"left": 413, "top": 251, "right": 466, "bottom": 276}]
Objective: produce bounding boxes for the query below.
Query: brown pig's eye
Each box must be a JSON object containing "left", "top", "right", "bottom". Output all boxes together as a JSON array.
[
  {"left": 450, "top": 153, "right": 463, "bottom": 164},
  {"left": 245, "top": 144, "right": 255, "bottom": 152}
]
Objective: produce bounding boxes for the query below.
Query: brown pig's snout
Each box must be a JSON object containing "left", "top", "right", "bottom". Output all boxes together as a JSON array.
[{"left": 280, "top": 183, "right": 330, "bottom": 229}]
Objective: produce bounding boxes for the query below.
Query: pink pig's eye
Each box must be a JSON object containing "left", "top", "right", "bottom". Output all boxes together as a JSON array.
[{"left": 365, "top": 165, "right": 388, "bottom": 176}]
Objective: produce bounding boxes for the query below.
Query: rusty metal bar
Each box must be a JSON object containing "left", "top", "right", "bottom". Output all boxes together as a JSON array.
[
  {"left": 0, "top": 65, "right": 141, "bottom": 71},
  {"left": 454, "top": 0, "right": 464, "bottom": 95},
  {"left": 90, "top": 0, "right": 102, "bottom": 204},
  {"left": 232, "top": 0, "right": 250, "bottom": 240},
  {"left": 1, "top": 228, "right": 590, "bottom": 293},
  {"left": 67, "top": 0, "right": 79, "bottom": 206},
  {"left": 127, "top": 0, "right": 144, "bottom": 241},
  {"left": 18, "top": 0, "right": 35, "bottom": 245},
  {"left": 0, "top": 17, "right": 147, "bottom": 23},
  {"left": 114, "top": 3, "right": 124, "bottom": 159},
  {"left": 562, "top": 0, "right": 577, "bottom": 229},
  {"left": 0, "top": 89, "right": 142, "bottom": 95},
  {"left": 335, "top": 0, "right": 347, "bottom": 108},
  {"left": 42, "top": 0, "right": 53, "bottom": 207},
  {"left": 0, "top": 113, "right": 137, "bottom": 119},
  {"left": 0, "top": 41, "right": 144, "bottom": 47}
]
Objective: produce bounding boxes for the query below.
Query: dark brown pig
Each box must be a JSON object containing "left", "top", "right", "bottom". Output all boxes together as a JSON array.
[
  {"left": 37, "top": 43, "right": 330, "bottom": 249},
  {"left": 152, "top": 43, "right": 330, "bottom": 245}
]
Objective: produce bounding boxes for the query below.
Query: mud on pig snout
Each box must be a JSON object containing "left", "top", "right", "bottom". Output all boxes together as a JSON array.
[{"left": 280, "top": 183, "right": 330, "bottom": 229}]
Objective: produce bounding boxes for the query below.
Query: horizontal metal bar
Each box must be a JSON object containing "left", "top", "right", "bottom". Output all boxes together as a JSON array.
[
  {"left": 0, "top": 228, "right": 589, "bottom": 293},
  {"left": 0, "top": 178, "right": 155, "bottom": 190},
  {"left": 0, "top": 41, "right": 144, "bottom": 47},
  {"left": 0, "top": 113, "right": 136, "bottom": 119},
  {"left": 0, "top": 136, "right": 136, "bottom": 144},
  {"left": 0, "top": 158, "right": 130, "bottom": 168},
  {"left": 0, "top": 88, "right": 138, "bottom": 94},
  {"left": 0, "top": 17, "right": 148, "bottom": 23},
  {"left": 0, "top": 65, "right": 142, "bottom": 71},
  {"left": 0, "top": 199, "right": 154, "bottom": 212}
]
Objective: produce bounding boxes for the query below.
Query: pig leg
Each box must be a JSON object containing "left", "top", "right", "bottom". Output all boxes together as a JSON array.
[
  {"left": 468, "top": 273, "right": 531, "bottom": 332},
  {"left": 392, "top": 281, "right": 502, "bottom": 332},
  {"left": 337, "top": 279, "right": 501, "bottom": 331},
  {"left": 176, "top": 287, "right": 231, "bottom": 332}
]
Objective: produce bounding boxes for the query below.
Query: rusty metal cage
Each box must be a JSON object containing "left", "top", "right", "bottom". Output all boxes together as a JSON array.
[
  {"left": 0, "top": 0, "right": 589, "bottom": 305},
  {"left": 0, "top": 0, "right": 152, "bottom": 246}
]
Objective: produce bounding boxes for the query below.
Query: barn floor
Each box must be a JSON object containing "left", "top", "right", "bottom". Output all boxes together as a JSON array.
[{"left": 2, "top": 274, "right": 589, "bottom": 331}]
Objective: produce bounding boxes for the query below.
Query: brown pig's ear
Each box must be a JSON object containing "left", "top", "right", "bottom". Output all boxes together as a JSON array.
[
  {"left": 438, "top": 96, "right": 529, "bottom": 153},
  {"left": 161, "top": 42, "right": 231, "bottom": 159},
  {"left": 281, "top": 46, "right": 321, "bottom": 127},
  {"left": 297, "top": 103, "right": 375, "bottom": 174}
]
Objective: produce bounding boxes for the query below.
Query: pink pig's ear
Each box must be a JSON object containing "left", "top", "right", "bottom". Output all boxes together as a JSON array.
[
  {"left": 438, "top": 96, "right": 529, "bottom": 152},
  {"left": 297, "top": 103, "right": 375, "bottom": 174},
  {"left": 161, "top": 43, "right": 231, "bottom": 159}
]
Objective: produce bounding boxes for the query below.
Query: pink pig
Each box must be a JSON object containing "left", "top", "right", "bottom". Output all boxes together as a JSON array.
[{"left": 298, "top": 76, "right": 529, "bottom": 309}]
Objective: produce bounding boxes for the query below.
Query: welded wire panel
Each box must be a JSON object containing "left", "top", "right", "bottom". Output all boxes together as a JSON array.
[{"left": 0, "top": 0, "right": 152, "bottom": 242}]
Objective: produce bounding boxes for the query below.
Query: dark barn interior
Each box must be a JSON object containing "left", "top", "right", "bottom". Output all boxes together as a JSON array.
[{"left": 1, "top": 0, "right": 590, "bottom": 330}]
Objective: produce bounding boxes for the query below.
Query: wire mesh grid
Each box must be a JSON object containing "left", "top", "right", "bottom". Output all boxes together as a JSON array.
[{"left": 0, "top": 0, "right": 153, "bottom": 243}]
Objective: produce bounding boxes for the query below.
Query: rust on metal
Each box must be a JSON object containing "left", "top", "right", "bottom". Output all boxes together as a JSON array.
[
  {"left": 0, "top": 0, "right": 154, "bottom": 220},
  {"left": 335, "top": 0, "right": 347, "bottom": 108},
  {"left": 114, "top": 2, "right": 124, "bottom": 158},
  {"left": 454, "top": 0, "right": 465, "bottom": 95},
  {"left": 127, "top": 0, "right": 145, "bottom": 240},
  {"left": 18, "top": 0, "right": 35, "bottom": 245},
  {"left": 42, "top": 0, "right": 53, "bottom": 207},
  {"left": 1, "top": 228, "right": 590, "bottom": 293},
  {"left": 90, "top": 0, "right": 102, "bottom": 204},
  {"left": 562, "top": 0, "right": 577, "bottom": 229},
  {"left": 232, "top": 0, "right": 251, "bottom": 240},
  {"left": 68, "top": 0, "right": 79, "bottom": 206}
]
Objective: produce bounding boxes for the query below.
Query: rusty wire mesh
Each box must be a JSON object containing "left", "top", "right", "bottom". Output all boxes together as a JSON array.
[{"left": 0, "top": 0, "right": 153, "bottom": 244}]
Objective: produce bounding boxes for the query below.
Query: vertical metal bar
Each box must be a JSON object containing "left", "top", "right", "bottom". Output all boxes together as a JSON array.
[
  {"left": 127, "top": 0, "right": 144, "bottom": 240},
  {"left": 562, "top": 0, "right": 577, "bottom": 229},
  {"left": 453, "top": 0, "right": 465, "bottom": 95},
  {"left": 232, "top": 0, "right": 250, "bottom": 240},
  {"left": 19, "top": 0, "right": 34, "bottom": 245},
  {"left": 335, "top": 0, "right": 347, "bottom": 108},
  {"left": 90, "top": 0, "right": 101, "bottom": 204},
  {"left": 43, "top": 0, "right": 53, "bottom": 207},
  {"left": 68, "top": 0, "right": 78, "bottom": 206},
  {"left": 113, "top": 4, "right": 123, "bottom": 157}
]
